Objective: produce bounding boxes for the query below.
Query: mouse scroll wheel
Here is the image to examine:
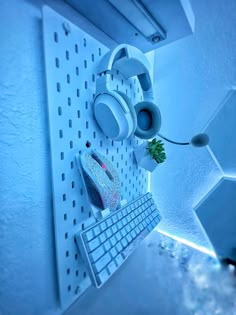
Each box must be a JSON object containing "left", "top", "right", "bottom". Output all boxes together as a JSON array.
[
  {"left": 91, "top": 153, "right": 103, "bottom": 166},
  {"left": 91, "top": 153, "right": 114, "bottom": 181}
]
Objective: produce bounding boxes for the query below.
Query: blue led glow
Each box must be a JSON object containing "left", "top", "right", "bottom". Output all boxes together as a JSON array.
[{"left": 157, "top": 229, "right": 217, "bottom": 257}]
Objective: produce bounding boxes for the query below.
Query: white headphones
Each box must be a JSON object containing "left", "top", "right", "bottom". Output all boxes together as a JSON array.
[{"left": 93, "top": 44, "right": 161, "bottom": 141}]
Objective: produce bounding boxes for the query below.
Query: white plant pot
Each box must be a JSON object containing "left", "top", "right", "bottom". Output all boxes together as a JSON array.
[{"left": 133, "top": 141, "right": 158, "bottom": 173}]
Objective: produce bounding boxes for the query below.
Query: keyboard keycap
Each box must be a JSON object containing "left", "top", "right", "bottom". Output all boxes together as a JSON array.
[
  {"left": 116, "top": 242, "right": 122, "bottom": 252},
  {"left": 126, "top": 234, "right": 132, "bottom": 243},
  {"left": 90, "top": 245, "right": 105, "bottom": 263},
  {"left": 83, "top": 230, "right": 94, "bottom": 242},
  {"left": 93, "top": 253, "right": 111, "bottom": 273},
  {"left": 100, "top": 221, "right": 107, "bottom": 231},
  {"left": 110, "top": 236, "right": 116, "bottom": 246},
  {"left": 110, "top": 247, "right": 118, "bottom": 258},
  {"left": 86, "top": 238, "right": 100, "bottom": 252},
  {"left": 115, "top": 254, "right": 124, "bottom": 266},
  {"left": 107, "top": 261, "right": 117, "bottom": 274},
  {"left": 103, "top": 240, "right": 111, "bottom": 251},
  {"left": 112, "top": 225, "right": 118, "bottom": 233},
  {"left": 105, "top": 228, "right": 112, "bottom": 238},
  {"left": 115, "top": 231, "right": 122, "bottom": 241},
  {"left": 99, "top": 232, "right": 106, "bottom": 244},
  {"left": 107, "top": 218, "right": 112, "bottom": 227},
  {"left": 93, "top": 226, "right": 100, "bottom": 236},
  {"left": 96, "top": 268, "right": 109, "bottom": 285},
  {"left": 121, "top": 238, "right": 128, "bottom": 248}
]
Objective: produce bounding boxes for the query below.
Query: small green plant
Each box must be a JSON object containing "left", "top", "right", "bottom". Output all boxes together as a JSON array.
[{"left": 146, "top": 139, "right": 166, "bottom": 164}]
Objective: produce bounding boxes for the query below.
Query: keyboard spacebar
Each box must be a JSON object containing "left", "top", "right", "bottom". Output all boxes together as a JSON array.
[{"left": 121, "top": 229, "right": 149, "bottom": 259}]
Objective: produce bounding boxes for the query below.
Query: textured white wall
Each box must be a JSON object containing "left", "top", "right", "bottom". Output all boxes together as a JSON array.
[{"left": 151, "top": 0, "right": 236, "bottom": 247}]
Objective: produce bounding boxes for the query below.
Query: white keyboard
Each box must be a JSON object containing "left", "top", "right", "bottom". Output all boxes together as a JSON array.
[{"left": 76, "top": 193, "right": 161, "bottom": 288}]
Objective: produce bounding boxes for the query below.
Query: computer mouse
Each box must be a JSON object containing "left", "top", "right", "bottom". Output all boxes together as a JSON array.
[{"left": 79, "top": 150, "right": 121, "bottom": 212}]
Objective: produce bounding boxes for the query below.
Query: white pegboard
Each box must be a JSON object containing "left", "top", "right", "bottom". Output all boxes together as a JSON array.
[{"left": 42, "top": 6, "right": 148, "bottom": 310}]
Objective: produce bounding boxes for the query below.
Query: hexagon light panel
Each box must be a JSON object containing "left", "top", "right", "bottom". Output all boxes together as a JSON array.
[
  {"left": 194, "top": 91, "right": 236, "bottom": 261},
  {"left": 195, "top": 177, "right": 236, "bottom": 261},
  {"left": 205, "top": 90, "right": 236, "bottom": 176}
]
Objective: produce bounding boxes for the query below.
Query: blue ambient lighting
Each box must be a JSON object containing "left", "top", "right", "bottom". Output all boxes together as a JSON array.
[{"left": 157, "top": 229, "right": 217, "bottom": 257}]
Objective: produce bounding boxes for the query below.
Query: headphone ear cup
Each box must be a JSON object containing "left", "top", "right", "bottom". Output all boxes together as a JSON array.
[
  {"left": 116, "top": 91, "right": 137, "bottom": 135},
  {"left": 134, "top": 101, "right": 162, "bottom": 139},
  {"left": 93, "top": 90, "right": 134, "bottom": 141}
]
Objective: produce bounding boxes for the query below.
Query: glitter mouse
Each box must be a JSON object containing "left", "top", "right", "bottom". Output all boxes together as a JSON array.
[{"left": 79, "top": 150, "right": 121, "bottom": 213}]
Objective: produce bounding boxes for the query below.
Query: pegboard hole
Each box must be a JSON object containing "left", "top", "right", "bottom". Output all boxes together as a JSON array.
[
  {"left": 93, "top": 131, "right": 96, "bottom": 139},
  {"left": 82, "top": 223, "right": 85, "bottom": 230},
  {"left": 69, "top": 119, "right": 72, "bottom": 128},
  {"left": 83, "top": 272, "right": 87, "bottom": 278},
  {"left": 71, "top": 181, "right": 75, "bottom": 188},
  {"left": 66, "top": 50, "right": 69, "bottom": 60},
  {"left": 60, "top": 152, "right": 64, "bottom": 160},
  {"left": 66, "top": 250, "right": 69, "bottom": 257},
  {"left": 70, "top": 141, "right": 73, "bottom": 149},
  {"left": 68, "top": 97, "right": 71, "bottom": 106},
  {"left": 92, "top": 53, "right": 94, "bottom": 62},
  {"left": 83, "top": 38, "right": 87, "bottom": 47},
  {"left": 71, "top": 161, "right": 74, "bottom": 169},
  {"left": 67, "top": 74, "right": 70, "bottom": 84},
  {"left": 89, "top": 211, "right": 92, "bottom": 217},
  {"left": 85, "top": 102, "right": 88, "bottom": 110},
  {"left": 65, "top": 233, "right": 68, "bottom": 240},
  {"left": 85, "top": 81, "right": 88, "bottom": 89},
  {"left": 61, "top": 173, "right": 65, "bottom": 181},
  {"left": 68, "top": 285, "right": 71, "bottom": 292},
  {"left": 56, "top": 83, "right": 61, "bottom": 92},
  {"left": 75, "top": 270, "right": 79, "bottom": 277},
  {"left": 81, "top": 206, "right": 84, "bottom": 213},
  {"left": 99, "top": 48, "right": 101, "bottom": 56},
  {"left": 58, "top": 106, "right": 62, "bottom": 116},
  {"left": 77, "top": 89, "right": 80, "bottom": 97},
  {"left": 78, "top": 130, "right": 81, "bottom": 138},
  {"left": 76, "top": 66, "right": 79, "bottom": 76},
  {"left": 59, "top": 130, "right": 63, "bottom": 138},
  {"left": 73, "top": 218, "right": 77, "bottom": 225},
  {"left": 72, "top": 200, "right": 76, "bottom": 208},
  {"left": 92, "top": 74, "right": 95, "bottom": 82},
  {"left": 84, "top": 60, "right": 87, "bottom": 68},
  {"left": 55, "top": 58, "right": 60, "bottom": 68},
  {"left": 77, "top": 110, "right": 80, "bottom": 118},
  {"left": 75, "top": 44, "right": 78, "bottom": 53},
  {"left": 63, "top": 194, "right": 66, "bottom": 201},
  {"left": 86, "top": 121, "right": 89, "bottom": 129},
  {"left": 75, "top": 253, "right": 78, "bottom": 260},
  {"left": 54, "top": 32, "right": 58, "bottom": 42},
  {"left": 64, "top": 213, "right": 67, "bottom": 221},
  {"left": 67, "top": 268, "right": 70, "bottom": 275},
  {"left": 86, "top": 141, "right": 91, "bottom": 148}
]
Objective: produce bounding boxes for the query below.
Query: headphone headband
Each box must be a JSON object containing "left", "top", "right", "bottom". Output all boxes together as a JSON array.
[{"left": 97, "top": 44, "right": 154, "bottom": 101}]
